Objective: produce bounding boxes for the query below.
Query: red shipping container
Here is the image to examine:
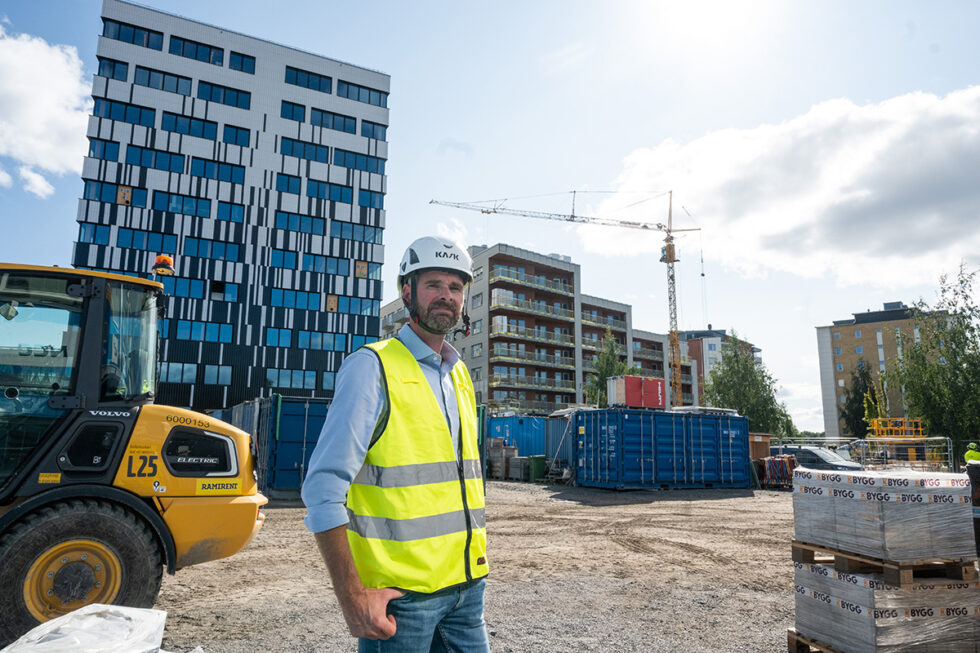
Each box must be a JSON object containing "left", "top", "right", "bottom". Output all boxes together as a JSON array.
[
  {"left": 642, "top": 377, "right": 665, "bottom": 408},
  {"left": 607, "top": 375, "right": 644, "bottom": 407}
]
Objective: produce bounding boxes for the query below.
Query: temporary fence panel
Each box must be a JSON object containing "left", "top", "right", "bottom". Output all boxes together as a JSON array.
[
  {"left": 487, "top": 415, "right": 547, "bottom": 456},
  {"left": 574, "top": 408, "right": 750, "bottom": 489}
]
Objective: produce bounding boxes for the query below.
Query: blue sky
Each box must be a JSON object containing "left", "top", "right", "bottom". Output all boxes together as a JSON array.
[{"left": 2, "top": 0, "right": 979, "bottom": 431}]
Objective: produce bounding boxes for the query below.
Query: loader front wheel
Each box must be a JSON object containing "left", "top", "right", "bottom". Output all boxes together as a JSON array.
[{"left": 0, "top": 499, "right": 163, "bottom": 646}]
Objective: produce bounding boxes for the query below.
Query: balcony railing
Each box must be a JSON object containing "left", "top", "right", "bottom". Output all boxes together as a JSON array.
[
  {"left": 490, "top": 324, "right": 575, "bottom": 346},
  {"left": 489, "top": 269, "right": 573, "bottom": 296},
  {"left": 581, "top": 314, "right": 627, "bottom": 331},
  {"left": 490, "top": 296, "right": 574, "bottom": 321},
  {"left": 581, "top": 339, "right": 626, "bottom": 353},
  {"left": 681, "top": 374, "right": 693, "bottom": 384},
  {"left": 632, "top": 347, "right": 664, "bottom": 361},
  {"left": 490, "top": 348, "right": 575, "bottom": 369},
  {"left": 489, "top": 373, "right": 575, "bottom": 391},
  {"left": 682, "top": 393, "right": 694, "bottom": 403},
  {"left": 489, "top": 398, "right": 571, "bottom": 414}
]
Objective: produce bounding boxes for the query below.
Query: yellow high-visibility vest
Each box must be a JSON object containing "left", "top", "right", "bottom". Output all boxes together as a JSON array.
[
  {"left": 965, "top": 449, "right": 980, "bottom": 463},
  {"left": 346, "top": 338, "right": 488, "bottom": 593}
]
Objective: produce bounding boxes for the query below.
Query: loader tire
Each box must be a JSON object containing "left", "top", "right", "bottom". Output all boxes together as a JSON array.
[{"left": 0, "top": 499, "right": 163, "bottom": 646}]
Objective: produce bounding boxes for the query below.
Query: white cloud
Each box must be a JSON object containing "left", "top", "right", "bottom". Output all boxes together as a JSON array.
[
  {"left": 585, "top": 86, "right": 980, "bottom": 288},
  {"left": 0, "top": 24, "right": 90, "bottom": 194},
  {"left": 0, "top": 162, "right": 11, "bottom": 188},
  {"left": 540, "top": 41, "right": 594, "bottom": 74},
  {"left": 18, "top": 166, "right": 54, "bottom": 198},
  {"left": 436, "top": 218, "right": 469, "bottom": 251}
]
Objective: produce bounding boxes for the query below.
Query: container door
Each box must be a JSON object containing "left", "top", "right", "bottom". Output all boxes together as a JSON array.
[
  {"left": 688, "top": 415, "right": 721, "bottom": 485},
  {"left": 654, "top": 412, "right": 687, "bottom": 484},
  {"left": 268, "top": 399, "right": 328, "bottom": 492},
  {"left": 576, "top": 410, "right": 620, "bottom": 485},
  {"left": 719, "top": 417, "right": 750, "bottom": 486},
  {"left": 620, "top": 411, "right": 655, "bottom": 485}
]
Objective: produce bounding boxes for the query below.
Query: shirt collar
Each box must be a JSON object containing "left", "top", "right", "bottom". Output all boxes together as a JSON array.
[{"left": 397, "top": 323, "right": 459, "bottom": 367}]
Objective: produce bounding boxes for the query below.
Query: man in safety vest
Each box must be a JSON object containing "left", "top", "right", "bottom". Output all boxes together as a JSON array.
[
  {"left": 302, "top": 236, "right": 489, "bottom": 652},
  {"left": 966, "top": 442, "right": 980, "bottom": 465}
]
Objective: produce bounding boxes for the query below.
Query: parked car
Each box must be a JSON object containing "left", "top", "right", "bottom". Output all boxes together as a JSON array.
[{"left": 769, "top": 444, "right": 864, "bottom": 471}]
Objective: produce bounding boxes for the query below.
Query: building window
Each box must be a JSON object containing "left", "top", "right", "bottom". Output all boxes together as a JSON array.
[
  {"left": 310, "top": 107, "right": 356, "bottom": 134},
  {"left": 88, "top": 138, "right": 119, "bottom": 162},
  {"left": 102, "top": 18, "right": 163, "bottom": 50},
  {"left": 280, "top": 100, "right": 305, "bottom": 122},
  {"left": 302, "top": 254, "right": 350, "bottom": 276},
  {"left": 217, "top": 202, "right": 245, "bottom": 223},
  {"left": 833, "top": 332, "right": 840, "bottom": 340},
  {"left": 117, "top": 228, "right": 176, "bottom": 254},
  {"left": 329, "top": 221, "right": 382, "bottom": 244},
  {"left": 324, "top": 295, "right": 379, "bottom": 316},
  {"left": 169, "top": 35, "right": 223, "bottom": 65},
  {"left": 266, "top": 368, "right": 317, "bottom": 390},
  {"left": 229, "top": 52, "right": 255, "bottom": 74},
  {"left": 97, "top": 57, "right": 128, "bottom": 81},
  {"left": 127, "top": 145, "right": 184, "bottom": 173},
  {"left": 276, "top": 210, "right": 325, "bottom": 236},
  {"left": 337, "top": 80, "right": 388, "bottom": 107},
  {"left": 198, "top": 81, "right": 251, "bottom": 110},
  {"left": 354, "top": 261, "right": 369, "bottom": 279},
  {"left": 322, "top": 371, "right": 337, "bottom": 391},
  {"left": 204, "top": 365, "right": 233, "bottom": 385},
  {"left": 857, "top": 361, "right": 865, "bottom": 370},
  {"left": 471, "top": 293, "right": 483, "bottom": 309},
  {"left": 472, "top": 266, "right": 483, "bottom": 281},
  {"left": 834, "top": 347, "right": 841, "bottom": 355},
  {"left": 209, "top": 281, "right": 238, "bottom": 302},
  {"left": 707, "top": 343, "right": 717, "bottom": 351},
  {"left": 471, "top": 367, "right": 481, "bottom": 381},
  {"left": 191, "top": 157, "right": 245, "bottom": 184},
  {"left": 265, "top": 328, "right": 292, "bottom": 348},
  {"left": 307, "top": 179, "right": 353, "bottom": 203},
  {"left": 223, "top": 124, "right": 250, "bottom": 147},
  {"left": 839, "top": 394, "right": 846, "bottom": 404},
  {"left": 134, "top": 65, "right": 191, "bottom": 95},
  {"left": 161, "top": 112, "right": 218, "bottom": 140},
  {"left": 160, "top": 277, "right": 205, "bottom": 299},
  {"left": 159, "top": 362, "right": 197, "bottom": 383},
  {"left": 297, "top": 331, "right": 347, "bottom": 351},
  {"left": 285, "top": 66, "right": 331, "bottom": 93},
  {"left": 836, "top": 363, "right": 843, "bottom": 372},
  {"left": 854, "top": 329, "right": 862, "bottom": 338},
  {"left": 176, "top": 320, "right": 232, "bottom": 343},
  {"left": 184, "top": 237, "right": 241, "bottom": 262},
  {"left": 281, "top": 136, "right": 329, "bottom": 163},
  {"left": 271, "top": 287, "right": 320, "bottom": 311},
  {"left": 358, "top": 190, "right": 384, "bottom": 210},
  {"left": 837, "top": 379, "right": 844, "bottom": 387},
  {"left": 361, "top": 120, "right": 387, "bottom": 141},
  {"left": 93, "top": 98, "right": 155, "bottom": 128},
  {"left": 334, "top": 149, "right": 386, "bottom": 175},
  {"left": 83, "top": 181, "right": 147, "bottom": 208},
  {"left": 855, "top": 345, "right": 863, "bottom": 354},
  {"left": 276, "top": 173, "right": 301, "bottom": 195},
  {"left": 472, "top": 343, "right": 483, "bottom": 358},
  {"left": 472, "top": 319, "right": 483, "bottom": 334},
  {"left": 152, "top": 191, "right": 210, "bottom": 218},
  {"left": 78, "top": 224, "right": 110, "bottom": 245},
  {"left": 270, "top": 249, "right": 298, "bottom": 269}
]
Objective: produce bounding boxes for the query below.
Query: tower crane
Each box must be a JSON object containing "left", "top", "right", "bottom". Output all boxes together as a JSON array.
[{"left": 429, "top": 191, "right": 700, "bottom": 407}]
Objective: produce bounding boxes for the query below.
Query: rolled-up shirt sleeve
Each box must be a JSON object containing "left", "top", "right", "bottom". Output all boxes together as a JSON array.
[{"left": 301, "top": 348, "right": 385, "bottom": 533}]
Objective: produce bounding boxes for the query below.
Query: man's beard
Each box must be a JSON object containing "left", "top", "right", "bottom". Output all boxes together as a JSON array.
[{"left": 418, "top": 301, "right": 460, "bottom": 334}]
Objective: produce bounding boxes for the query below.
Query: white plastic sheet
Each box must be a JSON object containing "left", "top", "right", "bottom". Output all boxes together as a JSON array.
[{"left": 1, "top": 604, "right": 166, "bottom": 653}]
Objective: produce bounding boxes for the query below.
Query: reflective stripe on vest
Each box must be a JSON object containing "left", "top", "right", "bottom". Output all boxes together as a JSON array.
[{"left": 346, "top": 338, "right": 488, "bottom": 594}]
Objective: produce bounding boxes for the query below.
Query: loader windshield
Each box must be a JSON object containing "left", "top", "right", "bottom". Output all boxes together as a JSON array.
[
  {"left": 0, "top": 272, "right": 83, "bottom": 488},
  {"left": 101, "top": 281, "right": 157, "bottom": 402}
]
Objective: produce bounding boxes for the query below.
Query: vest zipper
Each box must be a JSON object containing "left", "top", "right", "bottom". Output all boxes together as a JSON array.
[{"left": 457, "top": 435, "right": 474, "bottom": 582}]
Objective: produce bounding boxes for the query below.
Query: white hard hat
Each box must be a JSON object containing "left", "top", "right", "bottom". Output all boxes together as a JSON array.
[{"left": 397, "top": 236, "right": 472, "bottom": 288}]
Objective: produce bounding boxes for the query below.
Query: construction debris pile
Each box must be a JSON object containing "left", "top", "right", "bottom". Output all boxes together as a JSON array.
[{"left": 791, "top": 468, "right": 980, "bottom": 652}]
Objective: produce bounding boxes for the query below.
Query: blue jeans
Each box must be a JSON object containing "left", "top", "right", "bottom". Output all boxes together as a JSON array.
[{"left": 358, "top": 578, "right": 490, "bottom": 653}]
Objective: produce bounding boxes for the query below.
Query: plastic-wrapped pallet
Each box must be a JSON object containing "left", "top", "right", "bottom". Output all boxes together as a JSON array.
[
  {"left": 794, "top": 561, "right": 980, "bottom": 652},
  {"left": 793, "top": 468, "right": 976, "bottom": 561}
]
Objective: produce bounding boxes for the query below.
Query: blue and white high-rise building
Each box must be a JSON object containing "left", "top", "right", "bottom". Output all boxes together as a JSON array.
[{"left": 73, "top": 0, "right": 389, "bottom": 410}]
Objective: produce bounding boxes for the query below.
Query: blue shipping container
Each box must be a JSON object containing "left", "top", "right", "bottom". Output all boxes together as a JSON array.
[
  {"left": 574, "top": 409, "right": 750, "bottom": 489},
  {"left": 487, "top": 415, "right": 547, "bottom": 456}
]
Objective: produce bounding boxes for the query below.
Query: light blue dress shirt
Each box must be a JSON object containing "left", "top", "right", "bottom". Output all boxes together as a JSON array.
[{"left": 301, "top": 323, "right": 463, "bottom": 533}]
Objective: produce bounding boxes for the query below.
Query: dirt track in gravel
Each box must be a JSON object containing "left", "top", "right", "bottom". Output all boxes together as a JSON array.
[{"left": 157, "top": 482, "right": 796, "bottom": 652}]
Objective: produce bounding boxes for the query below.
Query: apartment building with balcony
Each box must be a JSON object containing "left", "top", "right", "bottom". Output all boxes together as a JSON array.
[
  {"left": 680, "top": 327, "right": 761, "bottom": 398},
  {"left": 816, "top": 301, "right": 918, "bottom": 438},
  {"left": 379, "top": 243, "right": 699, "bottom": 414}
]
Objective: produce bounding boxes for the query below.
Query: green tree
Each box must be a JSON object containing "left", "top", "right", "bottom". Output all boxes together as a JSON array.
[
  {"left": 703, "top": 333, "right": 796, "bottom": 436},
  {"left": 584, "top": 328, "right": 638, "bottom": 406},
  {"left": 839, "top": 362, "right": 872, "bottom": 438},
  {"left": 888, "top": 265, "right": 980, "bottom": 454}
]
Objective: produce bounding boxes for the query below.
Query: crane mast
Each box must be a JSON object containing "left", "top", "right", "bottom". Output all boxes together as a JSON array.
[{"left": 429, "top": 193, "right": 698, "bottom": 407}]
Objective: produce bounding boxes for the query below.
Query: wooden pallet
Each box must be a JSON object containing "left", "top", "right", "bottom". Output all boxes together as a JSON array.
[
  {"left": 792, "top": 540, "right": 978, "bottom": 587},
  {"left": 787, "top": 628, "right": 842, "bottom": 653}
]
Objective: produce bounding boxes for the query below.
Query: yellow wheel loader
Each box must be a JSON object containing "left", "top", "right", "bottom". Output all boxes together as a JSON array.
[{"left": 0, "top": 264, "right": 267, "bottom": 644}]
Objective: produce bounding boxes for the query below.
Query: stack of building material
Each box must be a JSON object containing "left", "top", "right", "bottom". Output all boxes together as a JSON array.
[
  {"left": 794, "top": 561, "right": 980, "bottom": 652},
  {"left": 507, "top": 456, "right": 529, "bottom": 482},
  {"left": 791, "top": 468, "right": 980, "bottom": 651},
  {"left": 793, "top": 468, "right": 976, "bottom": 561},
  {"left": 486, "top": 440, "right": 517, "bottom": 480}
]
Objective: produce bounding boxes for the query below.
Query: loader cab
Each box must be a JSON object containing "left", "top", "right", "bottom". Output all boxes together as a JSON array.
[{"left": 0, "top": 265, "right": 161, "bottom": 497}]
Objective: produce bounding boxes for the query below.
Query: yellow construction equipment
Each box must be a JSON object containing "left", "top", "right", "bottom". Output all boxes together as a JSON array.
[
  {"left": 430, "top": 191, "right": 699, "bottom": 406},
  {"left": 0, "top": 263, "right": 267, "bottom": 645}
]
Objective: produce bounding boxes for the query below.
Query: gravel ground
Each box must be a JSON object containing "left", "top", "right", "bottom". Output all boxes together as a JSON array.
[{"left": 157, "top": 482, "right": 796, "bottom": 652}]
